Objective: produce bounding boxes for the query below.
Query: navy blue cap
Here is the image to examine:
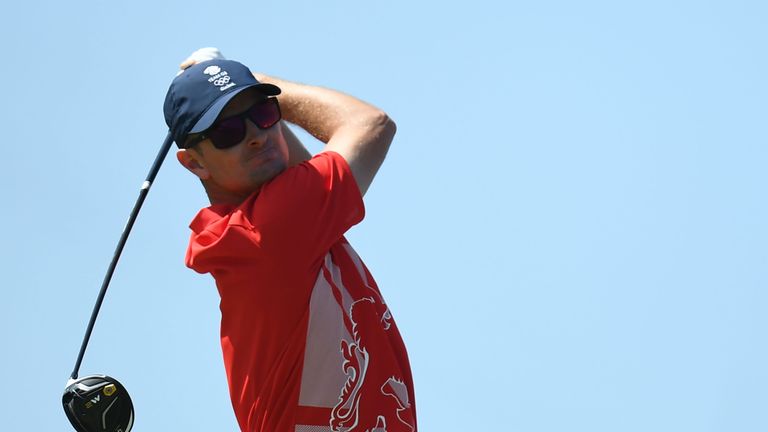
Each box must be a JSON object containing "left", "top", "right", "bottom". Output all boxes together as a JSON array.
[{"left": 163, "top": 59, "right": 280, "bottom": 148}]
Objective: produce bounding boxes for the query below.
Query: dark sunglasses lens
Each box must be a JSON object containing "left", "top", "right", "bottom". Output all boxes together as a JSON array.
[
  {"left": 206, "top": 99, "right": 280, "bottom": 149},
  {"left": 209, "top": 117, "right": 247, "bottom": 149},
  {"left": 248, "top": 99, "right": 281, "bottom": 129}
]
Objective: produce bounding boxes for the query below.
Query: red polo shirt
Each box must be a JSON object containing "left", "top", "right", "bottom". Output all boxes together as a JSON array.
[{"left": 185, "top": 152, "right": 417, "bottom": 432}]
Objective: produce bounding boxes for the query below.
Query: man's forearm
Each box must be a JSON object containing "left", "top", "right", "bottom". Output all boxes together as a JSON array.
[
  {"left": 280, "top": 121, "right": 312, "bottom": 166},
  {"left": 256, "top": 74, "right": 390, "bottom": 145}
]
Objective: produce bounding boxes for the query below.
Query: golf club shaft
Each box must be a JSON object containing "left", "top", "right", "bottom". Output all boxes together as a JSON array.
[{"left": 70, "top": 131, "right": 175, "bottom": 380}]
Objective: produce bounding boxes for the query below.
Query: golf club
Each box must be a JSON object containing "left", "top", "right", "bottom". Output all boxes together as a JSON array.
[{"left": 62, "top": 131, "right": 174, "bottom": 432}]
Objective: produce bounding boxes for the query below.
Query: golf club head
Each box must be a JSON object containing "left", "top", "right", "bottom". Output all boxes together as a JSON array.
[{"left": 62, "top": 375, "right": 134, "bottom": 432}]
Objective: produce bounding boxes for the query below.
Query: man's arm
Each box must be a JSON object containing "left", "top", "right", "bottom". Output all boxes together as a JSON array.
[
  {"left": 256, "top": 73, "right": 396, "bottom": 196},
  {"left": 280, "top": 121, "right": 312, "bottom": 167}
]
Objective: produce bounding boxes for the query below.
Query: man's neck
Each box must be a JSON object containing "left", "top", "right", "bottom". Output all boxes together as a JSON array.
[{"left": 203, "top": 181, "right": 254, "bottom": 206}]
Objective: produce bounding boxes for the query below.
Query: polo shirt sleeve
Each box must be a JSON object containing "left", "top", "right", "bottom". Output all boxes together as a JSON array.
[{"left": 242, "top": 151, "right": 364, "bottom": 268}]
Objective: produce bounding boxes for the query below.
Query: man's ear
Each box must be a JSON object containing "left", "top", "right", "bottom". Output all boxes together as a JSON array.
[{"left": 176, "top": 149, "right": 211, "bottom": 180}]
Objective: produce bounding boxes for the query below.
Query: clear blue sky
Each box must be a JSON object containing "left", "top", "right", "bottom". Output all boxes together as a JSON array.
[{"left": 2, "top": 1, "right": 766, "bottom": 430}]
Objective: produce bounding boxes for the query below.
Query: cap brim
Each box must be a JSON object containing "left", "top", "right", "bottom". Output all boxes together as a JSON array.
[{"left": 190, "top": 83, "right": 281, "bottom": 133}]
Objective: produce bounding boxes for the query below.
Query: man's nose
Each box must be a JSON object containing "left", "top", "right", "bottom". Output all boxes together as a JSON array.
[{"left": 244, "top": 119, "right": 267, "bottom": 147}]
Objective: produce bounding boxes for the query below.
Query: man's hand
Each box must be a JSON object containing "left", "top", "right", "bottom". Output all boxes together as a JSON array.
[{"left": 177, "top": 47, "right": 226, "bottom": 74}]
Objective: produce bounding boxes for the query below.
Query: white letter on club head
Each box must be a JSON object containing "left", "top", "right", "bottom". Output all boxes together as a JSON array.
[{"left": 203, "top": 65, "right": 221, "bottom": 76}]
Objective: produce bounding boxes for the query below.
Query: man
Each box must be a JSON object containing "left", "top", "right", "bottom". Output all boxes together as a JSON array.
[{"left": 163, "top": 50, "right": 417, "bottom": 432}]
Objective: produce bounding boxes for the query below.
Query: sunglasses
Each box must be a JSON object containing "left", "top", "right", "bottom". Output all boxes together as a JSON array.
[{"left": 185, "top": 97, "right": 281, "bottom": 149}]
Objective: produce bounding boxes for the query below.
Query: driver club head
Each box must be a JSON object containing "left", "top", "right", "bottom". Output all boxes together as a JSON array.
[{"left": 62, "top": 375, "right": 134, "bottom": 432}]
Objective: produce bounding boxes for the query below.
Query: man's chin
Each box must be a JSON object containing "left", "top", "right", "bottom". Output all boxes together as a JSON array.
[{"left": 253, "top": 161, "right": 288, "bottom": 185}]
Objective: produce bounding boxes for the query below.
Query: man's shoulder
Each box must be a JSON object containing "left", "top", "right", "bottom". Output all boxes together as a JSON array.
[
  {"left": 188, "top": 152, "right": 352, "bottom": 229},
  {"left": 276, "top": 151, "right": 348, "bottom": 180},
  {"left": 259, "top": 151, "right": 355, "bottom": 199}
]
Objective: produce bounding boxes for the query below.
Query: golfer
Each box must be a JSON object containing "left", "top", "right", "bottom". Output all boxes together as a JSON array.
[{"left": 163, "top": 49, "right": 417, "bottom": 432}]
